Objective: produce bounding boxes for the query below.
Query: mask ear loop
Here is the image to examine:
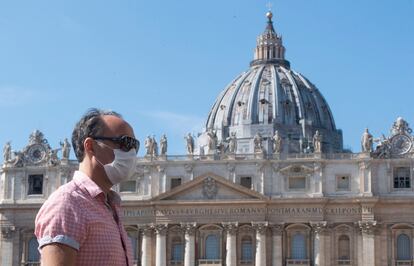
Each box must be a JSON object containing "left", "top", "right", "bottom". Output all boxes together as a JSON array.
[{"left": 93, "top": 140, "right": 115, "bottom": 166}]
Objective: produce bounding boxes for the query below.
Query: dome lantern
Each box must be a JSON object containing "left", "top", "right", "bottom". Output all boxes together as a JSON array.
[{"left": 251, "top": 11, "right": 289, "bottom": 68}]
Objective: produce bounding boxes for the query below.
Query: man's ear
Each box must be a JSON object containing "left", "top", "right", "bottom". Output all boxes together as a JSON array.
[{"left": 84, "top": 137, "right": 95, "bottom": 156}]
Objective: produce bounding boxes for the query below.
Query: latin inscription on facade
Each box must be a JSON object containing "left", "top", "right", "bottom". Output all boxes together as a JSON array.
[{"left": 124, "top": 206, "right": 368, "bottom": 218}]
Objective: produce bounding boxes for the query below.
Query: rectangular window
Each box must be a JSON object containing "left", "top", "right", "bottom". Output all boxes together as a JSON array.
[
  {"left": 170, "top": 178, "right": 182, "bottom": 190},
  {"left": 336, "top": 175, "right": 350, "bottom": 191},
  {"left": 289, "top": 177, "right": 306, "bottom": 190},
  {"left": 28, "top": 175, "right": 43, "bottom": 195},
  {"left": 394, "top": 167, "right": 411, "bottom": 189},
  {"left": 240, "top": 177, "right": 252, "bottom": 189},
  {"left": 120, "top": 180, "right": 136, "bottom": 192}
]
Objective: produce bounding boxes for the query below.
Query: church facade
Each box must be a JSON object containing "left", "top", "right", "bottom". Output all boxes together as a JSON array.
[{"left": 1, "top": 11, "right": 414, "bottom": 266}]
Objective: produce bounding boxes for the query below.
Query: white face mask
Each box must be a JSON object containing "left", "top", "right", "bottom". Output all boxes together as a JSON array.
[{"left": 95, "top": 146, "right": 137, "bottom": 185}]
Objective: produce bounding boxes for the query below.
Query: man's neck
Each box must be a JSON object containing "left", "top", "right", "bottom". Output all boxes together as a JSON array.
[{"left": 79, "top": 164, "right": 112, "bottom": 194}]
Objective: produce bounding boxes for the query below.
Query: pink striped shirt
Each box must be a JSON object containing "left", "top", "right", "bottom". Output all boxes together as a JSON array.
[{"left": 35, "top": 171, "right": 133, "bottom": 265}]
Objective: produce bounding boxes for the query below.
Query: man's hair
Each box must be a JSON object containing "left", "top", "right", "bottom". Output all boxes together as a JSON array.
[{"left": 72, "top": 108, "right": 122, "bottom": 162}]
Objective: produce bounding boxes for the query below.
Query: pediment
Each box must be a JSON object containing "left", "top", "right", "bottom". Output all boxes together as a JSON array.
[
  {"left": 279, "top": 164, "right": 314, "bottom": 176},
  {"left": 153, "top": 173, "right": 267, "bottom": 201}
]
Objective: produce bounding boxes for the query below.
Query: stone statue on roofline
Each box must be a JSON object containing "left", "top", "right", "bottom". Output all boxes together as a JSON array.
[
  {"left": 207, "top": 129, "right": 218, "bottom": 152},
  {"left": 254, "top": 132, "right": 264, "bottom": 153},
  {"left": 160, "top": 134, "right": 167, "bottom": 156},
  {"left": 151, "top": 135, "right": 158, "bottom": 157},
  {"left": 226, "top": 132, "right": 237, "bottom": 154},
  {"left": 144, "top": 135, "right": 153, "bottom": 156},
  {"left": 185, "top": 133, "right": 194, "bottom": 155},
  {"left": 60, "top": 138, "right": 71, "bottom": 160},
  {"left": 313, "top": 130, "right": 322, "bottom": 153},
  {"left": 272, "top": 130, "right": 283, "bottom": 153},
  {"left": 361, "top": 128, "right": 373, "bottom": 153},
  {"left": 3, "top": 142, "right": 12, "bottom": 163}
]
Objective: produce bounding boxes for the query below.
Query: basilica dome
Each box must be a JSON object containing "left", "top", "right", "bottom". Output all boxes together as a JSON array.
[{"left": 203, "top": 12, "right": 343, "bottom": 154}]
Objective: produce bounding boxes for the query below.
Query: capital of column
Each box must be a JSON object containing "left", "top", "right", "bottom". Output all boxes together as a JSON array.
[
  {"left": 180, "top": 222, "right": 197, "bottom": 236},
  {"left": 155, "top": 223, "right": 168, "bottom": 236},
  {"left": 357, "top": 220, "right": 377, "bottom": 235},
  {"left": 222, "top": 222, "right": 238, "bottom": 235},
  {"left": 310, "top": 221, "right": 327, "bottom": 234},
  {"left": 270, "top": 223, "right": 284, "bottom": 236},
  {"left": 252, "top": 221, "right": 268, "bottom": 235},
  {"left": 0, "top": 225, "right": 15, "bottom": 239},
  {"left": 139, "top": 224, "right": 154, "bottom": 237}
]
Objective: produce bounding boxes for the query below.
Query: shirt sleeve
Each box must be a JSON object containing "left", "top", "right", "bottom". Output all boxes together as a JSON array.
[{"left": 35, "top": 193, "right": 87, "bottom": 251}]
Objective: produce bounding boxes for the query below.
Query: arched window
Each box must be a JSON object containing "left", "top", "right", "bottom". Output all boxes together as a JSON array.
[
  {"left": 205, "top": 234, "right": 219, "bottom": 259},
  {"left": 241, "top": 236, "right": 253, "bottom": 261},
  {"left": 291, "top": 233, "right": 306, "bottom": 259},
  {"left": 28, "top": 237, "right": 40, "bottom": 262},
  {"left": 338, "top": 235, "right": 350, "bottom": 260},
  {"left": 171, "top": 237, "right": 184, "bottom": 262},
  {"left": 397, "top": 234, "right": 411, "bottom": 260}
]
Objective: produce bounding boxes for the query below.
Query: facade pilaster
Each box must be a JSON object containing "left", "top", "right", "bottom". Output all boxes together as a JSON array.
[
  {"left": 358, "top": 221, "right": 376, "bottom": 266},
  {"left": 181, "top": 222, "right": 196, "bottom": 266},
  {"left": 311, "top": 221, "right": 327, "bottom": 266},
  {"left": 155, "top": 223, "right": 168, "bottom": 266},
  {"left": 252, "top": 221, "right": 268, "bottom": 266},
  {"left": 270, "top": 223, "right": 284, "bottom": 266},
  {"left": 359, "top": 161, "right": 372, "bottom": 196},
  {"left": 157, "top": 165, "right": 166, "bottom": 193},
  {"left": 222, "top": 222, "right": 238, "bottom": 266},
  {"left": 140, "top": 224, "right": 154, "bottom": 266},
  {"left": 0, "top": 225, "right": 16, "bottom": 266}
]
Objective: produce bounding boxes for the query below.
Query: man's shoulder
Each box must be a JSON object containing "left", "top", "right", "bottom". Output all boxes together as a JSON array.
[{"left": 45, "top": 180, "right": 89, "bottom": 206}]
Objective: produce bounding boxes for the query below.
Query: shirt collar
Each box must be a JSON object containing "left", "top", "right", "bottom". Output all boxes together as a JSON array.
[{"left": 73, "top": 170, "right": 121, "bottom": 205}]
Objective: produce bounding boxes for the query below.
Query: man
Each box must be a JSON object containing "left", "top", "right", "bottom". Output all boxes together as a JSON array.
[{"left": 35, "top": 108, "right": 139, "bottom": 265}]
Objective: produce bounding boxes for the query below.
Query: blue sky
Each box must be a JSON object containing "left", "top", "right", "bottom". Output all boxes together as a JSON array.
[{"left": 0, "top": 0, "right": 413, "bottom": 159}]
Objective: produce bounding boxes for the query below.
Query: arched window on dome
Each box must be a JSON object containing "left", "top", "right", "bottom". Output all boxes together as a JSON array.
[
  {"left": 205, "top": 234, "right": 220, "bottom": 260},
  {"left": 397, "top": 234, "right": 411, "bottom": 260},
  {"left": 291, "top": 233, "right": 306, "bottom": 259},
  {"left": 241, "top": 236, "right": 253, "bottom": 263},
  {"left": 28, "top": 236, "right": 40, "bottom": 262},
  {"left": 338, "top": 235, "right": 350, "bottom": 260}
]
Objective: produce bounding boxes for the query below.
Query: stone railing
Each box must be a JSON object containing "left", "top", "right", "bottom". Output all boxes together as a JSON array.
[
  {"left": 286, "top": 259, "right": 310, "bottom": 266},
  {"left": 338, "top": 259, "right": 352, "bottom": 265},
  {"left": 170, "top": 260, "right": 183, "bottom": 265},
  {"left": 198, "top": 259, "right": 222, "bottom": 265},
  {"left": 137, "top": 152, "right": 361, "bottom": 162},
  {"left": 396, "top": 260, "right": 413, "bottom": 266},
  {"left": 21, "top": 263, "right": 40, "bottom": 266},
  {"left": 240, "top": 259, "right": 253, "bottom": 265}
]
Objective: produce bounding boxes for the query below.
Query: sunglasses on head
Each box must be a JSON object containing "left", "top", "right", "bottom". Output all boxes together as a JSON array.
[{"left": 93, "top": 135, "right": 140, "bottom": 153}]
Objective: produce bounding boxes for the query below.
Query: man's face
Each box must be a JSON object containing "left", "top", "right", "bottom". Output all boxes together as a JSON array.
[{"left": 93, "top": 115, "right": 136, "bottom": 165}]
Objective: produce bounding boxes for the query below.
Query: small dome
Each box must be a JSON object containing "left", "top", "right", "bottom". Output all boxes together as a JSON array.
[{"left": 203, "top": 12, "right": 343, "bottom": 154}]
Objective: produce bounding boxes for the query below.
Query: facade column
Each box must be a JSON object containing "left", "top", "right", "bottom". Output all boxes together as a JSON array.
[
  {"left": 310, "top": 221, "right": 327, "bottom": 266},
  {"left": 140, "top": 224, "right": 153, "bottom": 266},
  {"left": 358, "top": 221, "right": 376, "bottom": 266},
  {"left": 252, "top": 222, "right": 268, "bottom": 266},
  {"left": 270, "top": 223, "right": 284, "bottom": 266},
  {"left": 155, "top": 224, "right": 168, "bottom": 266},
  {"left": 181, "top": 222, "right": 196, "bottom": 266},
  {"left": 222, "top": 222, "right": 238, "bottom": 266}
]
